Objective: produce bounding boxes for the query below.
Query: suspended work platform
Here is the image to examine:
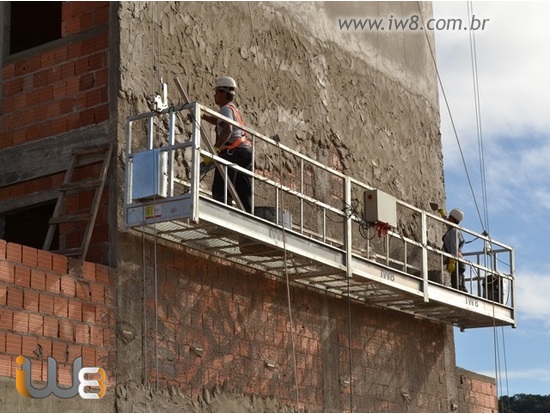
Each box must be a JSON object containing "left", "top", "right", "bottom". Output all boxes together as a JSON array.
[{"left": 124, "top": 101, "right": 516, "bottom": 331}]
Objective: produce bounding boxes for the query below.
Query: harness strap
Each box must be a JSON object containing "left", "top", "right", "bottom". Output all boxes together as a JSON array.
[{"left": 220, "top": 103, "right": 252, "bottom": 150}]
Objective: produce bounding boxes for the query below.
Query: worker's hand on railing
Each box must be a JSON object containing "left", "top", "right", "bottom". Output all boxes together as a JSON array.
[{"left": 201, "top": 147, "right": 219, "bottom": 165}]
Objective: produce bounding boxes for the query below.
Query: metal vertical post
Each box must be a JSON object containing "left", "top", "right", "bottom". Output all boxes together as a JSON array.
[
  {"left": 345, "top": 177, "right": 352, "bottom": 278},
  {"left": 421, "top": 211, "right": 429, "bottom": 302},
  {"left": 168, "top": 108, "right": 175, "bottom": 197},
  {"left": 190, "top": 102, "right": 201, "bottom": 223}
]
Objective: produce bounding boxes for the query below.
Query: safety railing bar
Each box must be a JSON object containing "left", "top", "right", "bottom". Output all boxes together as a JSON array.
[
  {"left": 197, "top": 104, "right": 350, "bottom": 180},
  {"left": 195, "top": 150, "right": 347, "bottom": 219}
]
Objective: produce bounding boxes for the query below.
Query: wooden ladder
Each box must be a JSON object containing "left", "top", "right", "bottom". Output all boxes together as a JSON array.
[{"left": 43, "top": 144, "right": 113, "bottom": 261}]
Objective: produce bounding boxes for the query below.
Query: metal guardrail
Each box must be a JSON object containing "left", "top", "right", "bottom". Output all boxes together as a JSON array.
[{"left": 124, "top": 101, "right": 515, "bottom": 327}]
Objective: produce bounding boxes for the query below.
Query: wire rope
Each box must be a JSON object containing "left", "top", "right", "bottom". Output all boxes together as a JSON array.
[{"left": 247, "top": 3, "right": 300, "bottom": 408}]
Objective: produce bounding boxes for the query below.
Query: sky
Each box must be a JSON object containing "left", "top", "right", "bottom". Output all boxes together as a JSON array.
[{"left": 433, "top": 1, "right": 550, "bottom": 397}]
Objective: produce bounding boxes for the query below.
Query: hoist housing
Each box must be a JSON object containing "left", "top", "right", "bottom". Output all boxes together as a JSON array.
[{"left": 363, "top": 189, "right": 397, "bottom": 228}]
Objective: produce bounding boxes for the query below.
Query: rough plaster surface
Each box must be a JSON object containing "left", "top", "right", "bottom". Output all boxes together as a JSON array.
[
  {"left": 117, "top": 1, "right": 445, "bottom": 212},
  {"left": 116, "top": 382, "right": 290, "bottom": 413},
  {"left": 115, "top": 1, "right": 451, "bottom": 411}
]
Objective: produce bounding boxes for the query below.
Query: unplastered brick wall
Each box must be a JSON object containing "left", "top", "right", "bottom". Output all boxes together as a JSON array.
[
  {"left": 457, "top": 367, "right": 498, "bottom": 412},
  {"left": 0, "top": 240, "right": 116, "bottom": 389},
  {"left": 0, "top": 2, "right": 109, "bottom": 148},
  {"left": 134, "top": 241, "right": 453, "bottom": 412}
]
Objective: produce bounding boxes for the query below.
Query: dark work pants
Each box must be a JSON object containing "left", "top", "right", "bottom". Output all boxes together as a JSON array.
[
  {"left": 451, "top": 261, "right": 467, "bottom": 292},
  {"left": 212, "top": 146, "right": 252, "bottom": 213}
]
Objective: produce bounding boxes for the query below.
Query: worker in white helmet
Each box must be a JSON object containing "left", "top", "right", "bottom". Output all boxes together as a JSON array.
[
  {"left": 201, "top": 76, "right": 253, "bottom": 213},
  {"left": 442, "top": 208, "right": 467, "bottom": 292}
]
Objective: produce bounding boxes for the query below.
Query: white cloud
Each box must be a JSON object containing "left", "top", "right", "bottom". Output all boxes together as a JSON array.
[
  {"left": 515, "top": 272, "right": 550, "bottom": 327},
  {"left": 477, "top": 368, "right": 550, "bottom": 382}
]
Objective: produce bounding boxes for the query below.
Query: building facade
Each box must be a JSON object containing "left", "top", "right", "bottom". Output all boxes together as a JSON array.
[{"left": 0, "top": 2, "right": 499, "bottom": 412}]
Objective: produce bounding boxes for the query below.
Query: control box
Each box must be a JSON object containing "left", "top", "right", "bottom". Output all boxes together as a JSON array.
[
  {"left": 363, "top": 189, "right": 397, "bottom": 228},
  {"left": 132, "top": 149, "right": 169, "bottom": 201}
]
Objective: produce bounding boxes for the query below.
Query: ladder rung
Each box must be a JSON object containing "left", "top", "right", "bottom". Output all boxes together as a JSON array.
[
  {"left": 49, "top": 213, "right": 93, "bottom": 224},
  {"left": 59, "top": 179, "right": 102, "bottom": 192},
  {"left": 72, "top": 144, "right": 111, "bottom": 156},
  {"left": 51, "top": 248, "right": 82, "bottom": 257}
]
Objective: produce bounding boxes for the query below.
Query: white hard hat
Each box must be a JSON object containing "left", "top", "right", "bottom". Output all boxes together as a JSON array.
[
  {"left": 449, "top": 208, "right": 464, "bottom": 223},
  {"left": 214, "top": 76, "right": 237, "bottom": 90}
]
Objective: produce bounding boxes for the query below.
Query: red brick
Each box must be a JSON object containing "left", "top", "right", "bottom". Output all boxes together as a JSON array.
[
  {"left": 43, "top": 316, "right": 58, "bottom": 338},
  {"left": 30, "top": 359, "right": 43, "bottom": 382},
  {"left": 79, "top": 108, "right": 95, "bottom": 127},
  {"left": 36, "top": 337, "right": 52, "bottom": 358},
  {"left": 95, "top": 68, "right": 108, "bottom": 87},
  {"left": 54, "top": 297, "right": 69, "bottom": 317},
  {"left": 103, "top": 327, "right": 115, "bottom": 347},
  {"left": 37, "top": 251, "right": 53, "bottom": 271},
  {"left": 51, "top": 117, "right": 67, "bottom": 136},
  {"left": 14, "top": 60, "right": 29, "bottom": 76},
  {"left": 67, "top": 42, "right": 82, "bottom": 60},
  {"left": 0, "top": 309, "right": 13, "bottom": 330},
  {"left": 12, "top": 311, "right": 28, "bottom": 333},
  {"left": 82, "top": 303, "right": 96, "bottom": 323},
  {"left": 95, "top": 104, "right": 109, "bottom": 123},
  {"left": 68, "top": 300, "right": 82, "bottom": 321},
  {"left": 41, "top": 50, "right": 56, "bottom": 68},
  {"left": 67, "top": 343, "right": 82, "bottom": 363},
  {"left": 33, "top": 70, "right": 49, "bottom": 88},
  {"left": 6, "top": 333, "right": 22, "bottom": 355},
  {"left": 60, "top": 276, "right": 75, "bottom": 297},
  {"left": 90, "top": 326, "right": 103, "bottom": 346},
  {"left": 46, "top": 273, "right": 61, "bottom": 293},
  {"left": 52, "top": 254, "right": 68, "bottom": 274},
  {"left": 0, "top": 240, "right": 6, "bottom": 258},
  {"left": 85, "top": 88, "right": 102, "bottom": 107},
  {"left": 30, "top": 269, "right": 46, "bottom": 291},
  {"left": 21, "top": 246, "right": 38, "bottom": 267},
  {"left": 80, "top": 11, "right": 95, "bottom": 31},
  {"left": 7, "top": 287, "right": 23, "bottom": 308},
  {"left": 94, "top": 4, "right": 109, "bottom": 25},
  {"left": 28, "top": 55, "right": 43, "bottom": 73},
  {"left": 75, "top": 323, "right": 90, "bottom": 344},
  {"left": 28, "top": 314, "right": 44, "bottom": 335},
  {"left": 59, "top": 319, "right": 74, "bottom": 341},
  {"left": 57, "top": 363, "right": 72, "bottom": 387},
  {"left": 52, "top": 341, "right": 67, "bottom": 361},
  {"left": 0, "top": 331, "right": 5, "bottom": 353},
  {"left": 95, "top": 264, "right": 110, "bottom": 285},
  {"left": 6, "top": 243, "right": 22, "bottom": 263},
  {"left": 91, "top": 283, "right": 104, "bottom": 304},
  {"left": 23, "top": 290, "right": 39, "bottom": 312},
  {"left": 39, "top": 293, "right": 54, "bottom": 314},
  {"left": 61, "top": 61, "right": 75, "bottom": 79},
  {"left": 0, "top": 261, "right": 14, "bottom": 283},
  {"left": 0, "top": 285, "right": 6, "bottom": 306},
  {"left": 22, "top": 336, "right": 38, "bottom": 357},
  {"left": 63, "top": 16, "right": 80, "bottom": 35},
  {"left": 88, "top": 52, "right": 105, "bottom": 71},
  {"left": 3, "top": 63, "right": 15, "bottom": 79},
  {"left": 75, "top": 282, "right": 90, "bottom": 300},
  {"left": 14, "top": 266, "right": 31, "bottom": 288},
  {"left": 81, "top": 346, "right": 96, "bottom": 367},
  {"left": 0, "top": 354, "right": 11, "bottom": 377},
  {"left": 54, "top": 45, "right": 68, "bottom": 63}
]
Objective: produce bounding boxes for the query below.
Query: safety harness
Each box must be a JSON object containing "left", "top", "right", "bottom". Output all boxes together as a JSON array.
[{"left": 220, "top": 103, "right": 252, "bottom": 151}]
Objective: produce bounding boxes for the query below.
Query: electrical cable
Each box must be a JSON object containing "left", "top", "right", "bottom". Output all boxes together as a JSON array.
[{"left": 415, "top": 2, "right": 486, "bottom": 233}]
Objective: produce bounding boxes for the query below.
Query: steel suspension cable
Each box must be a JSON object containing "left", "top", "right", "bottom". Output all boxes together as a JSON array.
[
  {"left": 416, "top": 2, "right": 486, "bottom": 231},
  {"left": 248, "top": 3, "right": 301, "bottom": 408}
]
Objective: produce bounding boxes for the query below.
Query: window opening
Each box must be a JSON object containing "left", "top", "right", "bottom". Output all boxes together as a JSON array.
[{"left": 9, "top": 2, "right": 62, "bottom": 55}]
